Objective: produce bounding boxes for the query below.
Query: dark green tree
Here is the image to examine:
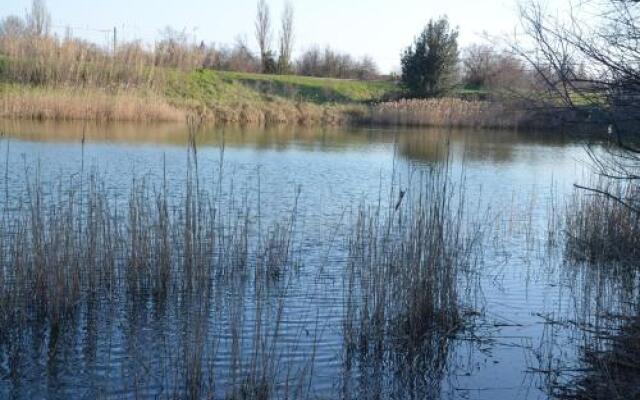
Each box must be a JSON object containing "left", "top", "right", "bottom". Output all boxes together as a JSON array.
[
  {"left": 401, "top": 17, "right": 459, "bottom": 98},
  {"left": 262, "top": 50, "right": 278, "bottom": 74}
]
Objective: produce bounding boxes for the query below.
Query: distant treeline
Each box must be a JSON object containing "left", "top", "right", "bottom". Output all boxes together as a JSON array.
[
  {"left": 0, "top": 0, "right": 550, "bottom": 91},
  {"left": 0, "top": 0, "right": 381, "bottom": 88}
]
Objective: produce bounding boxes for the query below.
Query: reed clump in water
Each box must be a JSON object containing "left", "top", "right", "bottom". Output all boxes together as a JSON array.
[
  {"left": 347, "top": 165, "right": 480, "bottom": 346},
  {"left": 556, "top": 177, "right": 640, "bottom": 399},
  {"left": 0, "top": 169, "right": 117, "bottom": 325},
  {"left": 557, "top": 315, "right": 640, "bottom": 400},
  {"left": 0, "top": 134, "right": 315, "bottom": 397},
  {"left": 343, "top": 163, "right": 483, "bottom": 398},
  {"left": 565, "top": 180, "right": 640, "bottom": 264},
  {"left": 534, "top": 258, "right": 640, "bottom": 400},
  {"left": 0, "top": 173, "right": 204, "bottom": 324}
]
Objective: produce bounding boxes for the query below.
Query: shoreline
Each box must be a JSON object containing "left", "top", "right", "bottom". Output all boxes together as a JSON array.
[{"left": 0, "top": 84, "right": 531, "bottom": 130}]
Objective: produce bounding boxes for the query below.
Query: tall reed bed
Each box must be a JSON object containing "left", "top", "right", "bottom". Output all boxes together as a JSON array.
[
  {"left": 0, "top": 85, "right": 185, "bottom": 122},
  {"left": 201, "top": 101, "right": 364, "bottom": 126},
  {"left": 0, "top": 34, "right": 181, "bottom": 89},
  {"left": 364, "top": 98, "right": 527, "bottom": 129},
  {"left": 342, "top": 161, "right": 483, "bottom": 398}
]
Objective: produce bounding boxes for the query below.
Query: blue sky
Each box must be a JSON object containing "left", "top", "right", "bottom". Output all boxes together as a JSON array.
[{"left": 3, "top": 0, "right": 550, "bottom": 73}]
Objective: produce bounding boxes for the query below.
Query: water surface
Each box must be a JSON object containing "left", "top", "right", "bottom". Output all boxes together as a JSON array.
[{"left": 0, "top": 120, "right": 628, "bottom": 399}]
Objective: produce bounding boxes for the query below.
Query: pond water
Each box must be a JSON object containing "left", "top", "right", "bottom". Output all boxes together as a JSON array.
[{"left": 0, "top": 120, "right": 632, "bottom": 399}]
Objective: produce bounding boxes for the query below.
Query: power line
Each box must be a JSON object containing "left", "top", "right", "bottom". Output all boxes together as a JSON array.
[{"left": 50, "top": 24, "right": 111, "bottom": 34}]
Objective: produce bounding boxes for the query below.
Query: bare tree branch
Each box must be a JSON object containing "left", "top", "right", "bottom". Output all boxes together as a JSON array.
[{"left": 255, "top": 0, "right": 272, "bottom": 72}]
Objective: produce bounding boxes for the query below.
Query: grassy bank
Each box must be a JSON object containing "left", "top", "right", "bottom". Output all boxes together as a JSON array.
[
  {"left": 1, "top": 55, "right": 529, "bottom": 127},
  {"left": 0, "top": 56, "right": 394, "bottom": 124},
  {"left": 1, "top": 55, "right": 547, "bottom": 128},
  {"left": 165, "top": 70, "right": 371, "bottom": 125}
]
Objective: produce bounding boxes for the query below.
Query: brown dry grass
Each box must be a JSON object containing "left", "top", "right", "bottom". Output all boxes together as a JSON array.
[
  {"left": 0, "top": 87, "right": 534, "bottom": 128},
  {"left": 0, "top": 85, "right": 185, "bottom": 122}
]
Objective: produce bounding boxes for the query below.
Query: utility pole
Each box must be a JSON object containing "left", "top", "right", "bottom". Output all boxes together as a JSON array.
[{"left": 113, "top": 27, "right": 117, "bottom": 54}]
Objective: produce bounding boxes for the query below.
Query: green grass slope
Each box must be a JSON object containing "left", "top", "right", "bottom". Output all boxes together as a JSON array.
[{"left": 166, "top": 69, "right": 397, "bottom": 105}]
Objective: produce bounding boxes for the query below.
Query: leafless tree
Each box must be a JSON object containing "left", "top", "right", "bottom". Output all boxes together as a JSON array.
[
  {"left": 488, "top": 53, "right": 531, "bottom": 90},
  {"left": 0, "top": 16, "right": 27, "bottom": 38},
  {"left": 296, "top": 46, "right": 321, "bottom": 76},
  {"left": 154, "top": 26, "right": 206, "bottom": 69},
  {"left": 515, "top": 0, "right": 640, "bottom": 212},
  {"left": 255, "top": 0, "right": 272, "bottom": 72},
  {"left": 26, "top": 0, "right": 51, "bottom": 37},
  {"left": 278, "top": 1, "right": 294, "bottom": 73},
  {"left": 227, "top": 36, "right": 260, "bottom": 72},
  {"left": 462, "top": 44, "right": 531, "bottom": 90},
  {"left": 356, "top": 55, "right": 379, "bottom": 80},
  {"left": 462, "top": 44, "right": 495, "bottom": 88},
  {"left": 296, "top": 45, "right": 378, "bottom": 79}
]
